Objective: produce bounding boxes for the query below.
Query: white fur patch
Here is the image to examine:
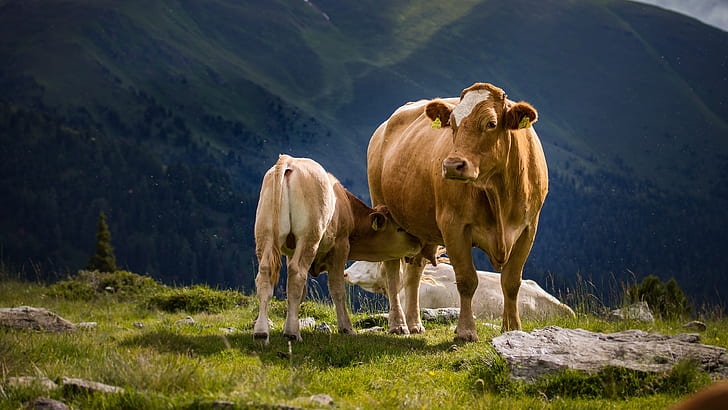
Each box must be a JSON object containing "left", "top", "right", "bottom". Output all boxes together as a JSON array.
[{"left": 452, "top": 89, "right": 491, "bottom": 126}]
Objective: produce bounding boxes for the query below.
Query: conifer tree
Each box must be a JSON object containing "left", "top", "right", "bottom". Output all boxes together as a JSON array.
[{"left": 87, "top": 211, "right": 117, "bottom": 272}]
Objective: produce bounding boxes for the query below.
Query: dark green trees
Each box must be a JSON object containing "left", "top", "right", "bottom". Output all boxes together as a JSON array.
[{"left": 87, "top": 211, "right": 117, "bottom": 272}]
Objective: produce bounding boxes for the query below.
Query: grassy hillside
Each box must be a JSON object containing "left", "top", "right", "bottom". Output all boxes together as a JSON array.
[
  {"left": 1, "top": 271, "right": 726, "bottom": 409},
  {"left": 0, "top": 0, "right": 726, "bottom": 305}
]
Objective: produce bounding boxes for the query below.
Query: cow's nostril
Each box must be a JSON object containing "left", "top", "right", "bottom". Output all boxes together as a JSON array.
[{"left": 443, "top": 159, "right": 466, "bottom": 173}]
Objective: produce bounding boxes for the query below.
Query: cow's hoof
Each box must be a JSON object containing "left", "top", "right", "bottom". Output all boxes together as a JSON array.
[
  {"left": 284, "top": 332, "right": 303, "bottom": 342},
  {"left": 253, "top": 332, "right": 270, "bottom": 345},
  {"left": 389, "top": 325, "right": 410, "bottom": 335},
  {"left": 454, "top": 330, "right": 479, "bottom": 343},
  {"left": 339, "top": 327, "right": 356, "bottom": 335},
  {"left": 409, "top": 324, "right": 426, "bottom": 334}
]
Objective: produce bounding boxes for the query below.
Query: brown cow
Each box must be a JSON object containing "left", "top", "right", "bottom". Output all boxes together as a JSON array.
[
  {"left": 368, "top": 83, "right": 548, "bottom": 342},
  {"left": 253, "top": 155, "right": 422, "bottom": 344}
]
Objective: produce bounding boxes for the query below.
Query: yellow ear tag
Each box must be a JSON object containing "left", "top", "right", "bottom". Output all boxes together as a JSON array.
[
  {"left": 431, "top": 117, "right": 442, "bottom": 129},
  {"left": 518, "top": 116, "right": 531, "bottom": 129}
]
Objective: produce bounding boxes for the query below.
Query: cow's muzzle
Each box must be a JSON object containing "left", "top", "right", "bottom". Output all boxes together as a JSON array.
[{"left": 442, "top": 157, "right": 477, "bottom": 180}]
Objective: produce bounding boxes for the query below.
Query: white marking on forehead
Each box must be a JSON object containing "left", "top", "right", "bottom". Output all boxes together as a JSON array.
[{"left": 452, "top": 89, "right": 491, "bottom": 126}]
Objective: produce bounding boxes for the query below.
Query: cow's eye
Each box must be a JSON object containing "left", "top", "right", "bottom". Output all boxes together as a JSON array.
[{"left": 486, "top": 121, "right": 497, "bottom": 129}]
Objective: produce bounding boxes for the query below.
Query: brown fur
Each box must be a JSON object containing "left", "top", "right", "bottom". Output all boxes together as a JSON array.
[
  {"left": 504, "top": 102, "right": 538, "bottom": 130},
  {"left": 671, "top": 380, "right": 728, "bottom": 410},
  {"left": 424, "top": 100, "right": 453, "bottom": 127},
  {"left": 367, "top": 83, "right": 548, "bottom": 342}
]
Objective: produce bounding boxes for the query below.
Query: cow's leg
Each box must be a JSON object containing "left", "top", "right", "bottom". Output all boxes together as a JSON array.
[
  {"left": 501, "top": 227, "right": 537, "bottom": 331},
  {"left": 403, "top": 261, "right": 426, "bottom": 334},
  {"left": 253, "top": 247, "right": 279, "bottom": 345},
  {"left": 382, "top": 258, "right": 408, "bottom": 335},
  {"left": 327, "top": 242, "right": 355, "bottom": 334},
  {"left": 443, "top": 229, "right": 478, "bottom": 342},
  {"left": 284, "top": 242, "right": 318, "bottom": 342}
]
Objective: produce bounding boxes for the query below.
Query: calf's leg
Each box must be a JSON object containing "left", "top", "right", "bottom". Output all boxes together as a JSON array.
[
  {"left": 327, "top": 246, "right": 355, "bottom": 334},
  {"left": 253, "top": 247, "right": 279, "bottom": 345},
  {"left": 284, "top": 242, "right": 318, "bottom": 341},
  {"left": 382, "top": 258, "right": 408, "bottom": 335}
]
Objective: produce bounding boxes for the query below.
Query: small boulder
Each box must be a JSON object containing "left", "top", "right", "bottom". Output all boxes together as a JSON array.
[
  {"left": 23, "top": 397, "right": 69, "bottom": 410},
  {"left": 307, "top": 394, "right": 334, "bottom": 407},
  {"left": 609, "top": 301, "right": 654, "bottom": 323},
  {"left": 0, "top": 306, "right": 76, "bottom": 332},
  {"left": 299, "top": 317, "right": 316, "bottom": 329},
  {"left": 6, "top": 376, "right": 58, "bottom": 391},
  {"left": 358, "top": 326, "right": 385, "bottom": 333},
  {"left": 683, "top": 320, "right": 707, "bottom": 332},
  {"left": 316, "top": 322, "right": 332, "bottom": 333},
  {"left": 421, "top": 308, "right": 460, "bottom": 323},
  {"left": 175, "top": 316, "right": 195, "bottom": 325},
  {"left": 61, "top": 377, "right": 123, "bottom": 394}
]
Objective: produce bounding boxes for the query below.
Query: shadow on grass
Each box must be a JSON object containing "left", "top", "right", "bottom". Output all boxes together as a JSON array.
[{"left": 120, "top": 329, "right": 457, "bottom": 368}]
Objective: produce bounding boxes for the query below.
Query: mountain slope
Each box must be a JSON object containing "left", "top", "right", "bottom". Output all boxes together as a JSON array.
[{"left": 0, "top": 0, "right": 726, "bottom": 305}]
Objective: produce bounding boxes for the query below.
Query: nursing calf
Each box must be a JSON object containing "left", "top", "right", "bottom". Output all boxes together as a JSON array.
[{"left": 253, "top": 155, "right": 421, "bottom": 344}]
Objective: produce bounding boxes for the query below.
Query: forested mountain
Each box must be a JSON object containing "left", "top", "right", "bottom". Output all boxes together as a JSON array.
[{"left": 1, "top": 0, "right": 726, "bottom": 307}]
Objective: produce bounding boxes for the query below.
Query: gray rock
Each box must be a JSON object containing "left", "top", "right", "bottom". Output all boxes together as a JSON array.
[
  {"left": 609, "top": 301, "right": 654, "bottom": 323},
  {"left": 484, "top": 323, "right": 500, "bottom": 331},
  {"left": 24, "top": 397, "right": 69, "bottom": 410},
  {"left": 683, "top": 320, "right": 707, "bottom": 332},
  {"left": 61, "top": 377, "right": 123, "bottom": 394},
  {"left": 133, "top": 322, "right": 144, "bottom": 328},
  {"left": 175, "top": 316, "right": 195, "bottom": 325},
  {"left": 0, "top": 306, "right": 77, "bottom": 332},
  {"left": 358, "top": 326, "right": 385, "bottom": 333},
  {"left": 6, "top": 376, "right": 58, "bottom": 391},
  {"left": 77, "top": 322, "right": 97, "bottom": 328},
  {"left": 316, "top": 322, "right": 332, "bottom": 333},
  {"left": 492, "top": 326, "right": 728, "bottom": 382},
  {"left": 299, "top": 317, "right": 316, "bottom": 329},
  {"left": 421, "top": 308, "right": 460, "bottom": 323},
  {"left": 308, "top": 393, "right": 334, "bottom": 406}
]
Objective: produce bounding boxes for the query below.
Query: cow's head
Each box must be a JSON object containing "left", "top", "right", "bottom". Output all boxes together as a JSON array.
[{"left": 425, "top": 83, "right": 537, "bottom": 182}]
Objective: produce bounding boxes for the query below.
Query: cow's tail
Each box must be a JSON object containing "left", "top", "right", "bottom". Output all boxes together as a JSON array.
[{"left": 266, "top": 155, "right": 290, "bottom": 287}]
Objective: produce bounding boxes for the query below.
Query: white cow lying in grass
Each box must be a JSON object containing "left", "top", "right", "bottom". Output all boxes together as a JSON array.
[{"left": 345, "top": 260, "right": 575, "bottom": 320}]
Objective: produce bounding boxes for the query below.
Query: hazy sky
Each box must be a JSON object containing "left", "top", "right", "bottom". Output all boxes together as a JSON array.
[{"left": 632, "top": 0, "right": 728, "bottom": 32}]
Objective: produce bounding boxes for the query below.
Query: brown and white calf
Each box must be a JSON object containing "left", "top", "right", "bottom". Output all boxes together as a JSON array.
[{"left": 253, "top": 155, "right": 422, "bottom": 344}]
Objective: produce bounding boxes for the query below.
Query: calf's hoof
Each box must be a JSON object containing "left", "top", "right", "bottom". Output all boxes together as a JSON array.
[
  {"left": 389, "top": 325, "right": 410, "bottom": 335},
  {"left": 253, "top": 332, "right": 270, "bottom": 345},
  {"left": 409, "top": 323, "right": 426, "bottom": 334},
  {"left": 339, "top": 327, "right": 356, "bottom": 335},
  {"left": 284, "top": 332, "right": 303, "bottom": 342}
]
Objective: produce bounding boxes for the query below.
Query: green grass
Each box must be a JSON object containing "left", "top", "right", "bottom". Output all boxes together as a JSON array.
[{"left": 1, "top": 271, "right": 726, "bottom": 409}]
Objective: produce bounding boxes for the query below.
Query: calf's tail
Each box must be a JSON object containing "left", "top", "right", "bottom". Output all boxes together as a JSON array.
[{"left": 266, "top": 155, "right": 292, "bottom": 287}]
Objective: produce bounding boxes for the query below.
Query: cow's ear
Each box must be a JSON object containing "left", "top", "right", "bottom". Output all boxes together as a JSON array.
[
  {"left": 505, "top": 102, "right": 538, "bottom": 130},
  {"left": 425, "top": 100, "right": 452, "bottom": 128},
  {"left": 370, "top": 212, "right": 387, "bottom": 231}
]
